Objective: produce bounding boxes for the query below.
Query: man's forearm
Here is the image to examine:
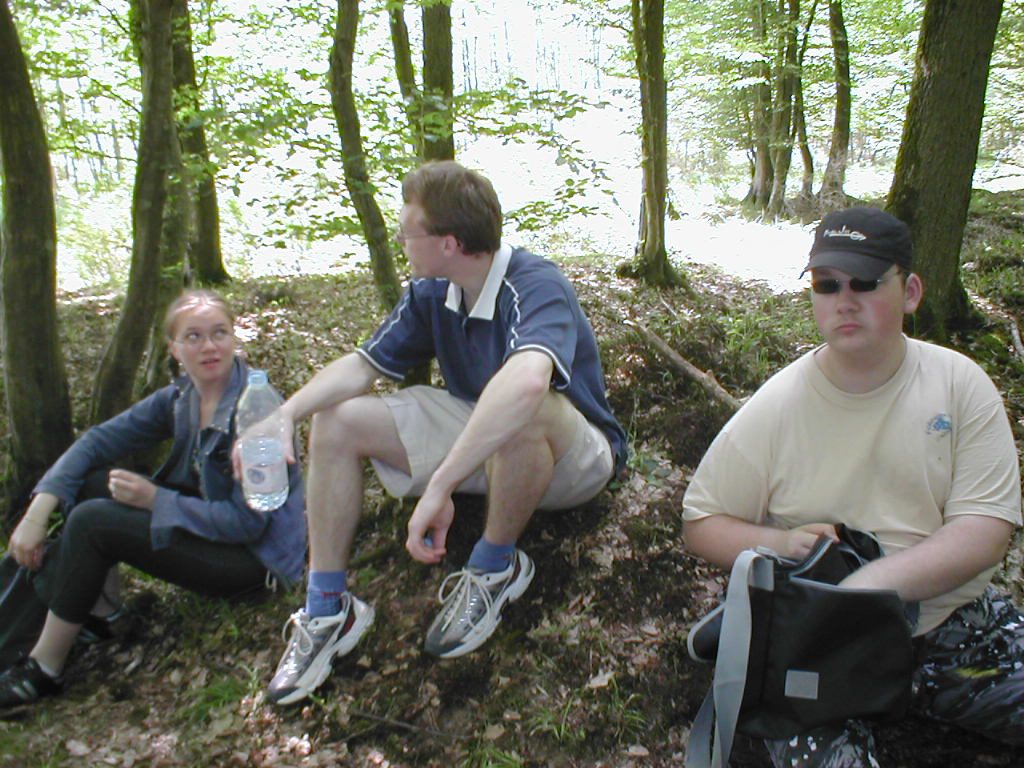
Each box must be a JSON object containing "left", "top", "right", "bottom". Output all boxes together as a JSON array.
[
  {"left": 282, "top": 352, "right": 378, "bottom": 423},
  {"left": 840, "top": 514, "right": 1013, "bottom": 601},
  {"left": 684, "top": 514, "right": 838, "bottom": 570},
  {"left": 427, "top": 350, "right": 553, "bottom": 495}
]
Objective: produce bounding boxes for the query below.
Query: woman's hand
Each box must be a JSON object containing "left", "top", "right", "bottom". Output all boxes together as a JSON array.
[
  {"left": 108, "top": 469, "right": 158, "bottom": 510},
  {"left": 9, "top": 516, "right": 49, "bottom": 570}
]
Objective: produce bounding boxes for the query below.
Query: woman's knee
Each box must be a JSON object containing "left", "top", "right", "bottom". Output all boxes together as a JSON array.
[{"left": 63, "top": 498, "right": 123, "bottom": 537}]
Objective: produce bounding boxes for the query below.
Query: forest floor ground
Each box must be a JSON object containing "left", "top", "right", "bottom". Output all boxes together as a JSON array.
[{"left": 1, "top": 191, "right": 1023, "bottom": 767}]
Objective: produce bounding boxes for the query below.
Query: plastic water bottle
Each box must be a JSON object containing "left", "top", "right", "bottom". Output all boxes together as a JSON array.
[{"left": 236, "top": 369, "right": 289, "bottom": 511}]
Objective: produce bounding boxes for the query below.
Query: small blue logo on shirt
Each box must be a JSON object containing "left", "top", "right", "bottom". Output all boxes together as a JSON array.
[{"left": 926, "top": 413, "right": 952, "bottom": 436}]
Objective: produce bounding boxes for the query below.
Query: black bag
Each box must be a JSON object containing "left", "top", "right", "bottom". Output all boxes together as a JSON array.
[
  {"left": 0, "top": 554, "right": 48, "bottom": 669},
  {"left": 684, "top": 525, "right": 915, "bottom": 768}
]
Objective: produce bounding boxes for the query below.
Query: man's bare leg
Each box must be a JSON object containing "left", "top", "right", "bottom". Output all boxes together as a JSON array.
[
  {"left": 269, "top": 394, "right": 410, "bottom": 705},
  {"left": 423, "top": 392, "right": 580, "bottom": 659},
  {"left": 305, "top": 395, "right": 410, "bottom": 572},
  {"left": 481, "top": 391, "right": 579, "bottom": 546}
]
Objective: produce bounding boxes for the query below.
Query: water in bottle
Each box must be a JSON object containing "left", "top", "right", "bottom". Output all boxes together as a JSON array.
[{"left": 237, "top": 369, "right": 289, "bottom": 511}]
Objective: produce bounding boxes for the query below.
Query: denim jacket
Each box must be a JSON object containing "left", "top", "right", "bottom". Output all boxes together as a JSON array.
[{"left": 33, "top": 358, "right": 306, "bottom": 588}]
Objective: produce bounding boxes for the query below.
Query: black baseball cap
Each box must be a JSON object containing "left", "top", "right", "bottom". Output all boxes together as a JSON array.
[{"left": 803, "top": 207, "right": 914, "bottom": 280}]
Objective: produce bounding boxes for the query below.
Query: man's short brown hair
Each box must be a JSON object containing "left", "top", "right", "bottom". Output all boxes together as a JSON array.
[{"left": 401, "top": 161, "right": 502, "bottom": 255}]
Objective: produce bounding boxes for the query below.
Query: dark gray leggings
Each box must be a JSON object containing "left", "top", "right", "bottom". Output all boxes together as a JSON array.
[{"left": 32, "top": 497, "right": 267, "bottom": 625}]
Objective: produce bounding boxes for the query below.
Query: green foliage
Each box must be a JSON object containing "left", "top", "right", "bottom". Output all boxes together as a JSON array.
[
  {"left": 960, "top": 190, "right": 1024, "bottom": 416},
  {"left": 985, "top": 2, "right": 1024, "bottom": 162},
  {"left": 647, "top": 269, "right": 819, "bottom": 396},
  {"left": 465, "top": 745, "right": 526, "bottom": 768},
  {"left": 180, "top": 670, "right": 256, "bottom": 726},
  {"left": 55, "top": 185, "right": 131, "bottom": 292}
]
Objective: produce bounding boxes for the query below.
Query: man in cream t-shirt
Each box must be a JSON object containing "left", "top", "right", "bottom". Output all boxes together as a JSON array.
[{"left": 683, "top": 207, "right": 1023, "bottom": 766}]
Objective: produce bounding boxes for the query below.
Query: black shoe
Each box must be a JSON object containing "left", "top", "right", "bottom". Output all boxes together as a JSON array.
[
  {"left": 0, "top": 657, "right": 62, "bottom": 709},
  {"left": 79, "top": 606, "right": 134, "bottom": 645}
]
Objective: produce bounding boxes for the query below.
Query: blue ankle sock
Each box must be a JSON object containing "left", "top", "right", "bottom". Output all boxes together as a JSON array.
[
  {"left": 467, "top": 538, "right": 515, "bottom": 573},
  {"left": 306, "top": 570, "right": 347, "bottom": 618}
]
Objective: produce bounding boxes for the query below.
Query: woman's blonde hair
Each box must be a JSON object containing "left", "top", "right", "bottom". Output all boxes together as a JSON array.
[{"left": 163, "top": 289, "right": 235, "bottom": 341}]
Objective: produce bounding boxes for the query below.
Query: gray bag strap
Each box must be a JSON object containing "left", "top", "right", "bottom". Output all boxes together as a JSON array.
[{"left": 685, "top": 549, "right": 774, "bottom": 768}]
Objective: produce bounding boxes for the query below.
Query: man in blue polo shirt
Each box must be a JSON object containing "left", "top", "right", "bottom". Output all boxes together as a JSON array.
[{"left": 266, "top": 160, "right": 627, "bottom": 705}]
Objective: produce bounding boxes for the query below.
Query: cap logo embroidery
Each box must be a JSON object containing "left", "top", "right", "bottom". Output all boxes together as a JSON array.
[{"left": 823, "top": 226, "right": 866, "bottom": 241}]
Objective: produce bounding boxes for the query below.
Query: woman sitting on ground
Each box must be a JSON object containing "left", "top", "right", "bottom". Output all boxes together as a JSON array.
[{"left": 0, "top": 289, "right": 305, "bottom": 708}]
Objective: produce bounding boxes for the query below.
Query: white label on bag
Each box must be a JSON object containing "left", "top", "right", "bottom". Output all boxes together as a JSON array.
[{"left": 785, "top": 669, "right": 820, "bottom": 700}]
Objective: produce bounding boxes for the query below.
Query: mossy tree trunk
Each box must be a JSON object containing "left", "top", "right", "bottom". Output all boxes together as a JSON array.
[
  {"left": 91, "top": 0, "right": 177, "bottom": 423},
  {"left": 0, "top": 0, "right": 74, "bottom": 518},
  {"left": 818, "top": 0, "right": 851, "bottom": 209},
  {"left": 388, "top": 1, "right": 419, "bottom": 157},
  {"left": 795, "top": 0, "right": 819, "bottom": 201},
  {"left": 171, "top": 0, "right": 228, "bottom": 286},
  {"left": 421, "top": 1, "right": 454, "bottom": 162},
  {"left": 766, "top": 0, "right": 799, "bottom": 219},
  {"left": 329, "top": 0, "right": 402, "bottom": 312},
  {"left": 630, "top": 0, "right": 684, "bottom": 288},
  {"left": 744, "top": 0, "right": 774, "bottom": 211},
  {"left": 887, "top": 0, "right": 1002, "bottom": 341}
]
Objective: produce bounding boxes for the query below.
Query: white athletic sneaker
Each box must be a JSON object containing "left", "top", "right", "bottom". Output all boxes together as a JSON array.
[
  {"left": 424, "top": 549, "right": 535, "bottom": 659},
  {"left": 267, "top": 593, "right": 374, "bottom": 705}
]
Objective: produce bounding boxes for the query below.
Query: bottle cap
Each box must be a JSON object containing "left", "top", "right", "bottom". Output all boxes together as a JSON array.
[{"left": 247, "top": 369, "right": 268, "bottom": 386}]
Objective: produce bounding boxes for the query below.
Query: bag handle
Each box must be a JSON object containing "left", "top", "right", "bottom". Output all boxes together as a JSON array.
[{"left": 686, "top": 549, "right": 774, "bottom": 768}]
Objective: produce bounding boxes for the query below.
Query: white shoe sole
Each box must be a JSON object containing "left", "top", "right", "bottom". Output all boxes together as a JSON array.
[
  {"left": 436, "top": 553, "right": 536, "bottom": 659},
  {"left": 274, "top": 599, "right": 375, "bottom": 705}
]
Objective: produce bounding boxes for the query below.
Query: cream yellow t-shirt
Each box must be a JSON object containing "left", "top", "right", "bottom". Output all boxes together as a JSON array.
[{"left": 683, "top": 337, "right": 1022, "bottom": 634}]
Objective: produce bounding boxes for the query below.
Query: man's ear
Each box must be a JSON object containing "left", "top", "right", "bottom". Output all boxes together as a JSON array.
[
  {"left": 441, "top": 233, "right": 464, "bottom": 257},
  {"left": 903, "top": 272, "right": 924, "bottom": 314}
]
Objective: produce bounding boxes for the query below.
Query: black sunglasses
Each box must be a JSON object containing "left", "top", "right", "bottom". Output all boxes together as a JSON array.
[{"left": 811, "top": 274, "right": 898, "bottom": 294}]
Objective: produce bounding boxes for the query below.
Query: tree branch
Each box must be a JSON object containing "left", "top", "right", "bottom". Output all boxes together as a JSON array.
[
  {"left": 624, "top": 319, "right": 742, "bottom": 412},
  {"left": 1010, "top": 318, "right": 1024, "bottom": 360}
]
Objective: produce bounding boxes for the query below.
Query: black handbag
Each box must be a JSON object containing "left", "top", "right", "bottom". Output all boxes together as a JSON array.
[
  {"left": 0, "top": 554, "right": 48, "bottom": 669},
  {"left": 684, "top": 525, "right": 915, "bottom": 768}
]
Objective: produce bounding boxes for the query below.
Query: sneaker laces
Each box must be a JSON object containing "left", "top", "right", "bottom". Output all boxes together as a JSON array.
[
  {"left": 434, "top": 569, "right": 497, "bottom": 634},
  {"left": 280, "top": 595, "right": 351, "bottom": 655}
]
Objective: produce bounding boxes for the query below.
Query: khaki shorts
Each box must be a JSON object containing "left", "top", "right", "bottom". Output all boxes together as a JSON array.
[{"left": 370, "top": 385, "right": 614, "bottom": 510}]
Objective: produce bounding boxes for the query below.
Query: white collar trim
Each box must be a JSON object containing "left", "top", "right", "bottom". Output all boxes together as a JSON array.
[{"left": 444, "top": 243, "right": 512, "bottom": 319}]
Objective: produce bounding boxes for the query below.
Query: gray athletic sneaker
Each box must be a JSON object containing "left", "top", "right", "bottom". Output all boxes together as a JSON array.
[
  {"left": 424, "top": 549, "right": 535, "bottom": 659},
  {"left": 267, "top": 593, "right": 374, "bottom": 705}
]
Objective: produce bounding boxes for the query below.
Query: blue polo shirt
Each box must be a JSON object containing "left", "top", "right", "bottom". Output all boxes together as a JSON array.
[{"left": 358, "top": 245, "right": 627, "bottom": 473}]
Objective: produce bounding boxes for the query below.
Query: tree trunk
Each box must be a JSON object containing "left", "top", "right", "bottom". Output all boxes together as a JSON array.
[
  {"left": 388, "top": 1, "right": 419, "bottom": 156},
  {"left": 794, "top": 0, "right": 818, "bottom": 200},
  {"left": 766, "top": 0, "right": 799, "bottom": 219},
  {"left": 170, "top": 0, "right": 228, "bottom": 285},
  {"left": 818, "top": 0, "right": 852, "bottom": 208},
  {"left": 887, "top": 0, "right": 1001, "bottom": 341},
  {"left": 329, "top": 0, "right": 402, "bottom": 311},
  {"left": 794, "top": 81, "right": 813, "bottom": 200},
  {"left": 744, "top": 0, "right": 773, "bottom": 210},
  {"left": 0, "top": 0, "right": 74, "bottom": 516},
  {"left": 141, "top": 114, "right": 190, "bottom": 398},
  {"left": 421, "top": 1, "right": 454, "bottom": 161},
  {"left": 629, "top": 0, "right": 683, "bottom": 287},
  {"left": 91, "top": 0, "right": 176, "bottom": 423}
]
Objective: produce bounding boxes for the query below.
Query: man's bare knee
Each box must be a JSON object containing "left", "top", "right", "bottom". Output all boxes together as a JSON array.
[
  {"left": 310, "top": 399, "right": 371, "bottom": 457},
  {"left": 311, "top": 396, "right": 408, "bottom": 470}
]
